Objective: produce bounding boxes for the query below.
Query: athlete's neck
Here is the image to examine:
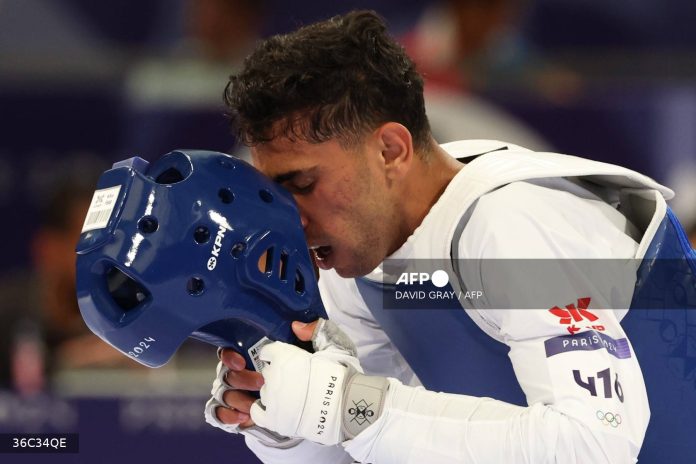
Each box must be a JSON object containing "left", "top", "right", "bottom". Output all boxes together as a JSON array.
[{"left": 388, "top": 141, "right": 464, "bottom": 255}]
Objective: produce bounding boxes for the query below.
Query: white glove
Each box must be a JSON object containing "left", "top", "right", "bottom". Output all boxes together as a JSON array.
[
  {"left": 250, "top": 319, "right": 389, "bottom": 446},
  {"left": 204, "top": 350, "right": 302, "bottom": 448}
]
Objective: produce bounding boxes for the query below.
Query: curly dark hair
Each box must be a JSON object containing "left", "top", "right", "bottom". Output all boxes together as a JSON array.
[{"left": 223, "top": 10, "right": 431, "bottom": 153}]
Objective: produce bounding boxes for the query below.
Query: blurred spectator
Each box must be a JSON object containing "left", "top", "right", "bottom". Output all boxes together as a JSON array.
[
  {"left": 0, "top": 172, "right": 135, "bottom": 395},
  {"left": 404, "top": 0, "right": 581, "bottom": 102},
  {"left": 402, "top": 0, "right": 553, "bottom": 150},
  {"left": 122, "top": 0, "right": 265, "bottom": 159},
  {"left": 32, "top": 179, "right": 134, "bottom": 370},
  {"left": 0, "top": 288, "right": 43, "bottom": 394}
]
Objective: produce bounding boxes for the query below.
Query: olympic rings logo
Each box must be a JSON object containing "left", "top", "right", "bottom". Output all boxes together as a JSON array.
[{"left": 596, "top": 410, "right": 622, "bottom": 428}]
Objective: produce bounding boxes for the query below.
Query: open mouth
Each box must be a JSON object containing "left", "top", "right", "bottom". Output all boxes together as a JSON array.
[
  {"left": 310, "top": 245, "right": 333, "bottom": 269},
  {"left": 312, "top": 245, "right": 332, "bottom": 261}
]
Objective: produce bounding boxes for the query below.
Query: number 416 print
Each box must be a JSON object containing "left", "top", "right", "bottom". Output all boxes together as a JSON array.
[{"left": 573, "top": 368, "right": 624, "bottom": 403}]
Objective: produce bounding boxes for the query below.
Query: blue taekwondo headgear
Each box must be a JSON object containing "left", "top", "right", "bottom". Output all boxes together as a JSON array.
[{"left": 76, "top": 150, "right": 326, "bottom": 368}]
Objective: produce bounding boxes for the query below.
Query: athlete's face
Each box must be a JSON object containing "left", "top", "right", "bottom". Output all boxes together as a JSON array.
[{"left": 251, "top": 136, "right": 398, "bottom": 278}]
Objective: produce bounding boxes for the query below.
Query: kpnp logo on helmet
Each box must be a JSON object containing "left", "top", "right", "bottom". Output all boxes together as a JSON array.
[{"left": 207, "top": 224, "right": 230, "bottom": 271}]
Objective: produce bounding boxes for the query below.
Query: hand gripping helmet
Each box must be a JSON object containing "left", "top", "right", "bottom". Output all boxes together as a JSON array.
[{"left": 76, "top": 150, "right": 326, "bottom": 368}]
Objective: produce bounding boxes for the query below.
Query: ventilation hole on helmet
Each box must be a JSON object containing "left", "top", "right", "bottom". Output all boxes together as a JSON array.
[
  {"left": 280, "top": 251, "right": 289, "bottom": 281},
  {"left": 230, "top": 242, "right": 246, "bottom": 258},
  {"left": 294, "top": 271, "right": 305, "bottom": 295},
  {"left": 259, "top": 189, "right": 274, "bottom": 203},
  {"left": 187, "top": 277, "right": 205, "bottom": 296},
  {"left": 147, "top": 151, "right": 193, "bottom": 185},
  {"left": 218, "top": 188, "right": 234, "bottom": 204},
  {"left": 106, "top": 266, "right": 149, "bottom": 310},
  {"left": 155, "top": 167, "right": 185, "bottom": 184},
  {"left": 258, "top": 248, "right": 274, "bottom": 274},
  {"left": 193, "top": 226, "right": 210, "bottom": 244},
  {"left": 138, "top": 216, "right": 158, "bottom": 234}
]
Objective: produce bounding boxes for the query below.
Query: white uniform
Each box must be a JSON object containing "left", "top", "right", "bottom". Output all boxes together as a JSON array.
[{"left": 246, "top": 140, "right": 672, "bottom": 463}]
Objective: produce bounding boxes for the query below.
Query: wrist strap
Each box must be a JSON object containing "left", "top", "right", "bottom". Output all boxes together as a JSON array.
[
  {"left": 342, "top": 374, "right": 389, "bottom": 439},
  {"left": 242, "top": 425, "right": 303, "bottom": 449}
]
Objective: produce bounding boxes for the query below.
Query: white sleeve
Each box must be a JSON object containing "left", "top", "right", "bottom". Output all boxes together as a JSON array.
[
  {"left": 344, "top": 180, "right": 650, "bottom": 463},
  {"left": 245, "top": 436, "right": 355, "bottom": 464}
]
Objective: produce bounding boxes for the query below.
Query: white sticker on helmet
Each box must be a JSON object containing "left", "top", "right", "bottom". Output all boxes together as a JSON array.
[{"left": 82, "top": 185, "right": 122, "bottom": 232}]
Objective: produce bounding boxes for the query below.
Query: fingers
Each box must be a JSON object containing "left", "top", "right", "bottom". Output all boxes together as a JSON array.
[
  {"left": 222, "top": 389, "right": 255, "bottom": 413},
  {"left": 220, "top": 348, "right": 246, "bottom": 371},
  {"left": 218, "top": 348, "right": 264, "bottom": 391},
  {"left": 217, "top": 390, "right": 256, "bottom": 428},
  {"left": 291, "top": 320, "right": 319, "bottom": 341},
  {"left": 216, "top": 407, "right": 251, "bottom": 425},
  {"left": 210, "top": 348, "right": 261, "bottom": 429},
  {"left": 225, "top": 368, "right": 264, "bottom": 391}
]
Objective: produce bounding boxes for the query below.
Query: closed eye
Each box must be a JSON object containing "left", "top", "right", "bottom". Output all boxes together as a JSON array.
[
  {"left": 288, "top": 181, "right": 315, "bottom": 195},
  {"left": 272, "top": 167, "right": 318, "bottom": 195}
]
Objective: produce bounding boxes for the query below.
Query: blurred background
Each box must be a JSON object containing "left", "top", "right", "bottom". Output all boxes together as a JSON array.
[{"left": 0, "top": 0, "right": 694, "bottom": 462}]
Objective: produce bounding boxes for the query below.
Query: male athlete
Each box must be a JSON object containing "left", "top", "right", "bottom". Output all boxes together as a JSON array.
[{"left": 203, "top": 10, "right": 692, "bottom": 463}]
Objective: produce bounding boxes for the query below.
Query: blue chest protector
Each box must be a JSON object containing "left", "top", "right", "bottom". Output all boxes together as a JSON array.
[{"left": 355, "top": 207, "right": 696, "bottom": 463}]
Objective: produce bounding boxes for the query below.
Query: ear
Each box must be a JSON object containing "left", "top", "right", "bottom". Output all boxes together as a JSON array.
[{"left": 375, "top": 122, "right": 414, "bottom": 179}]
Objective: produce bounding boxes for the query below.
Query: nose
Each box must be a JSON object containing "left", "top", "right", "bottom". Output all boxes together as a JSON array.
[
  {"left": 298, "top": 205, "right": 310, "bottom": 230},
  {"left": 292, "top": 196, "right": 309, "bottom": 230}
]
